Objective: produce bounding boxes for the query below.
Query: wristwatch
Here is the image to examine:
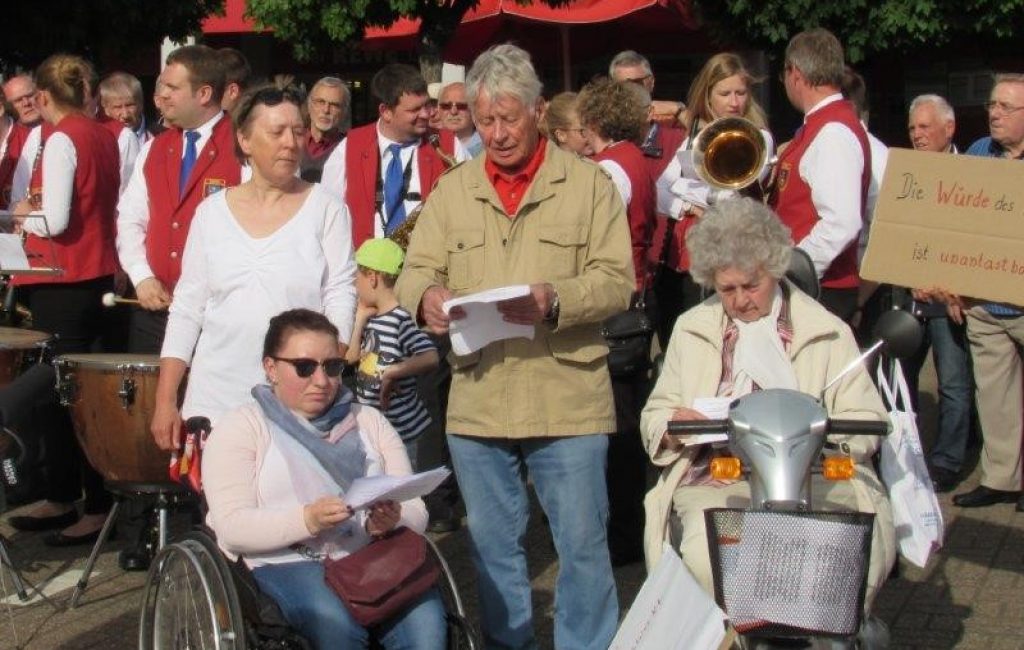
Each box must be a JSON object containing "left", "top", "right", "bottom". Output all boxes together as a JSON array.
[{"left": 544, "top": 291, "right": 560, "bottom": 324}]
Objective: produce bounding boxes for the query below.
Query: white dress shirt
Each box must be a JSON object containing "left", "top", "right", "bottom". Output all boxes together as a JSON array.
[
  {"left": 10, "top": 124, "right": 41, "bottom": 205},
  {"left": 22, "top": 131, "right": 76, "bottom": 237},
  {"left": 796, "top": 94, "right": 866, "bottom": 278},
  {"left": 858, "top": 129, "right": 889, "bottom": 263},
  {"left": 321, "top": 122, "right": 469, "bottom": 238},
  {"left": 161, "top": 184, "right": 357, "bottom": 422},
  {"left": 596, "top": 157, "right": 632, "bottom": 208}
]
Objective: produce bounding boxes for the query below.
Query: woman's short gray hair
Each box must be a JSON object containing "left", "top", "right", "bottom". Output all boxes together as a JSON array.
[
  {"left": 465, "top": 43, "right": 543, "bottom": 112},
  {"left": 686, "top": 198, "right": 793, "bottom": 287}
]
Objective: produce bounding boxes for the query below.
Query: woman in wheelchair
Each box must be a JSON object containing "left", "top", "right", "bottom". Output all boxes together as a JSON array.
[
  {"left": 639, "top": 199, "right": 896, "bottom": 610},
  {"left": 203, "top": 308, "right": 446, "bottom": 649}
]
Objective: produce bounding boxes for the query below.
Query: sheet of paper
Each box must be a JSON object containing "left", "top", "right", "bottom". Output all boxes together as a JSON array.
[
  {"left": 442, "top": 284, "right": 535, "bottom": 356},
  {"left": 344, "top": 467, "right": 451, "bottom": 511},
  {"left": 683, "top": 397, "right": 733, "bottom": 446},
  {"left": 610, "top": 545, "right": 727, "bottom": 650},
  {"left": 0, "top": 234, "right": 31, "bottom": 271}
]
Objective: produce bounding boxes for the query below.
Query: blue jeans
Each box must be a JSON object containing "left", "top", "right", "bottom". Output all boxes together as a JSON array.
[
  {"left": 251, "top": 560, "right": 446, "bottom": 650},
  {"left": 905, "top": 315, "right": 974, "bottom": 472},
  {"left": 448, "top": 433, "right": 619, "bottom": 650}
]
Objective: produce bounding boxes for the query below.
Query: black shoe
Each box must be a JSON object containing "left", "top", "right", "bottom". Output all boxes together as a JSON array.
[
  {"left": 930, "top": 467, "right": 960, "bottom": 493},
  {"left": 427, "top": 504, "right": 461, "bottom": 534},
  {"left": 8, "top": 510, "right": 79, "bottom": 532},
  {"left": 953, "top": 485, "right": 1020, "bottom": 508},
  {"left": 119, "top": 547, "right": 153, "bottom": 572},
  {"left": 43, "top": 527, "right": 112, "bottom": 547}
]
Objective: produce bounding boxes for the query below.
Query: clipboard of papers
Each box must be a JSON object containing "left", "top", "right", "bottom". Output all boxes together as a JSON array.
[{"left": 0, "top": 212, "right": 63, "bottom": 276}]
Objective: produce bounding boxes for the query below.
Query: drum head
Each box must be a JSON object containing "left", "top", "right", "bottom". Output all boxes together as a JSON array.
[
  {"left": 0, "top": 327, "right": 51, "bottom": 350},
  {"left": 56, "top": 353, "right": 161, "bottom": 371}
]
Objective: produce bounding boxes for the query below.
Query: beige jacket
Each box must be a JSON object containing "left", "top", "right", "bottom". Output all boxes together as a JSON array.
[
  {"left": 396, "top": 142, "right": 634, "bottom": 437},
  {"left": 640, "top": 285, "right": 895, "bottom": 572}
]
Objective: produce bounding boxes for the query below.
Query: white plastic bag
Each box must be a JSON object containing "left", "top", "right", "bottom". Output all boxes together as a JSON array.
[
  {"left": 876, "top": 359, "right": 944, "bottom": 567},
  {"left": 611, "top": 545, "right": 728, "bottom": 650}
]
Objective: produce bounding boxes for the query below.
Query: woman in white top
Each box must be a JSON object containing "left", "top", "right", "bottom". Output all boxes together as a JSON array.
[
  {"left": 150, "top": 85, "right": 357, "bottom": 451},
  {"left": 654, "top": 53, "right": 775, "bottom": 347}
]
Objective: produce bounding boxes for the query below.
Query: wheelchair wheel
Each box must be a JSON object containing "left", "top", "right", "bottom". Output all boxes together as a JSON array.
[
  {"left": 139, "top": 530, "right": 246, "bottom": 650},
  {"left": 424, "top": 535, "right": 480, "bottom": 650}
]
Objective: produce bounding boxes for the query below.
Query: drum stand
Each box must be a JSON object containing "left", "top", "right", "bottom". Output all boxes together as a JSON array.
[
  {"left": 0, "top": 533, "right": 28, "bottom": 602},
  {"left": 69, "top": 487, "right": 186, "bottom": 608}
]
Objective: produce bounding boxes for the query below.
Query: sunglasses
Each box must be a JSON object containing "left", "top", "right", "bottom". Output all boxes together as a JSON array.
[
  {"left": 272, "top": 356, "right": 345, "bottom": 378},
  {"left": 439, "top": 101, "right": 469, "bottom": 112},
  {"left": 237, "top": 86, "right": 305, "bottom": 126}
]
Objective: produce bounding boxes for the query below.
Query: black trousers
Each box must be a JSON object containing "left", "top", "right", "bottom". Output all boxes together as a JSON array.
[
  {"left": 652, "top": 267, "right": 705, "bottom": 350},
  {"left": 416, "top": 334, "right": 459, "bottom": 509},
  {"left": 129, "top": 308, "right": 169, "bottom": 354},
  {"left": 821, "top": 287, "right": 860, "bottom": 324},
  {"left": 19, "top": 275, "right": 114, "bottom": 515},
  {"left": 606, "top": 368, "right": 651, "bottom": 557}
]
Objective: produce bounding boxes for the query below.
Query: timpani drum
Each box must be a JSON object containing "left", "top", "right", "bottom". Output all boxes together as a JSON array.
[
  {"left": 54, "top": 354, "right": 172, "bottom": 488},
  {"left": 0, "top": 327, "right": 51, "bottom": 386}
]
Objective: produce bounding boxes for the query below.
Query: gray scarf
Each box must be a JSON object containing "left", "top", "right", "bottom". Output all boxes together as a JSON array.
[{"left": 251, "top": 384, "right": 366, "bottom": 492}]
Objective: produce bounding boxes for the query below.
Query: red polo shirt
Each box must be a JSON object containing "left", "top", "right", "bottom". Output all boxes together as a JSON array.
[
  {"left": 306, "top": 130, "right": 342, "bottom": 160},
  {"left": 484, "top": 138, "right": 547, "bottom": 216}
]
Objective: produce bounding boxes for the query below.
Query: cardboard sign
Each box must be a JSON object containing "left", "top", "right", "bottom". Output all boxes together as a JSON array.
[{"left": 860, "top": 148, "right": 1024, "bottom": 305}]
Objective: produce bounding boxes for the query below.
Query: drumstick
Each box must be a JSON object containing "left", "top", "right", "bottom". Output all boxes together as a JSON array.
[{"left": 101, "top": 292, "right": 140, "bottom": 307}]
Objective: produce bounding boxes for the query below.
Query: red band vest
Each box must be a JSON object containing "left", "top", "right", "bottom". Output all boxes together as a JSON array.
[
  {"left": 0, "top": 122, "right": 31, "bottom": 210},
  {"left": 769, "top": 99, "right": 869, "bottom": 290},
  {"left": 18, "top": 114, "right": 119, "bottom": 286},
  {"left": 593, "top": 141, "right": 656, "bottom": 291},
  {"left": 343, "top": 124, "right": 456, "bottom": 248},
  {"left": 142, "top": 114, "right": 241, "bottom": 290}
]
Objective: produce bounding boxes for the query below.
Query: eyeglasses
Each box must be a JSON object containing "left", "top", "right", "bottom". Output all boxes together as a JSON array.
[
  {"left": 438, "top": 101, "right": 469, "bottom": 112},
  {"left": 272, "top": 356, "right": 345, "bottom": 378},
  {"left": 9, "top": 91, "right": 36, "bottom": 105},
  {"left": 984, "top": 101, "right": 1024, "bottom": 115},
  {"left": 623, "top": 74, "right": 652, "bottom": 86},
  {"left": 310, "top": 97, "right": 343, "bottom": 111},
  {"left": 237, "top": 86, "right": 305, "bottom": 126}
]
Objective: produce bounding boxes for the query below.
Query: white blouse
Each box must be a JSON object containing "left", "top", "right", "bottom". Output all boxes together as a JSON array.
[{"left": 161, "top": 184, "right": 357, "bottom": 421}]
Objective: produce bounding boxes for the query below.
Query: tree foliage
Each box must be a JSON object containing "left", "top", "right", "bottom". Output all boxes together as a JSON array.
[
  {"left": 246, "top": 0, "right": 568, "bottom": 77},
  {"left": 693, "top": 0, "right": 1024, "bottom": 62},
  {"left": 0, "top": 0, "right": 224, "bottom": 72}
]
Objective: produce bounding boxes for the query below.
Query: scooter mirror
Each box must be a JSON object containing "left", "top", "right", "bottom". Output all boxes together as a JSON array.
[{"left": 872, "top": 309, "right": 923, "bottom": 359}]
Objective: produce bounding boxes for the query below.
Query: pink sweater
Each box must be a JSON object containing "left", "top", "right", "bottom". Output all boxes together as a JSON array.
[{"left": 203, "top": 401, "right": 428, "bottom": 561}]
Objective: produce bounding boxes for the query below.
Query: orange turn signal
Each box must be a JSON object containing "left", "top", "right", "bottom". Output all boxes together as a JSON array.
[
  {"left": 710, "top": 456, "right": 743, "bottom": 480},
  {"left": 823, "top": 456, "right": 855, "bottom": 481}
]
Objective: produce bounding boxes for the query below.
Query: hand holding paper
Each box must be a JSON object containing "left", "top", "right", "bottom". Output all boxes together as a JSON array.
[
  {"left": 442, "top": 285, "right": 536, "bottom": 355},
  {"left": 344, "top": 467, "right": 452, "bottom": 511}
]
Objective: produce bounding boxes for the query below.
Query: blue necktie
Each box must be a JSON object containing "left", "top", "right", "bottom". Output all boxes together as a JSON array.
[
  {"left": 383, "top": 142, "right": 410, "bottom": 234},
  {"left": 179, "top": 130, "right": 200, "bottom": 197}
]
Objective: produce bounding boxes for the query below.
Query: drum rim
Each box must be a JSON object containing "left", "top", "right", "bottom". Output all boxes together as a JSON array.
[
  {"left": 55, "top": 353, "right": 161, "bottom": 370},
  {"left": 0, "top": 326, "right": 52, "bottom": 349}
]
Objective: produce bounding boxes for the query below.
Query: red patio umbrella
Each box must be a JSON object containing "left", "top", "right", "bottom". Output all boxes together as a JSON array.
[{"left": 363, "top": 0, "right": 698, "bottom": 90}]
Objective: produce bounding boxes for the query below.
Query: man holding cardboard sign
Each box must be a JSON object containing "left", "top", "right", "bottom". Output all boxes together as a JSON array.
[
  {"left": 772, "top": 28, "right": 869, "bottom": 322},
  {"left": 948, "top": 74, "right": 1024, "bottom": 510}
]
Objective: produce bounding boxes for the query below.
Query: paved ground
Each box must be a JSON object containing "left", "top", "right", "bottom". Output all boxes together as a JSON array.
[{"left": 0, "top": 361, "right": 1022, "bottom": 649}]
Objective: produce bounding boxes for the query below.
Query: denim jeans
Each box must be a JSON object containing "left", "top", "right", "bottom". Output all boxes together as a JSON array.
[
  {"left": 251, "top": 560, "right": 446, "bottom": 650},
  {"left": 448, "top": 433, "right": 619, "bottom": 650},
  {"left": 904, "top": 315, "right": 973, "bottom": 472}
]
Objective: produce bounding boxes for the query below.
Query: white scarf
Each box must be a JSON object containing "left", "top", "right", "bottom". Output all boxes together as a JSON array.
[{"left": 729, "top": 286, "right": 799, "bottom": 397}]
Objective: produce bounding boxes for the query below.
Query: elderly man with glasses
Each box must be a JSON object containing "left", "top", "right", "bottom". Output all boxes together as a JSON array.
[
  {"left": 301, "top": 76, "right": 349, "bottom": 182},
  {"left": 438, "top": 82, "right": 481, "bottom": 157}
]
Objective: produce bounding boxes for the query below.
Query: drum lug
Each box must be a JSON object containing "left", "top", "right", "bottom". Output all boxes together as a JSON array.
[
  {"left": 57, "top": 372, "right": 76, "bottom": 406},
  {"left": 118, "top": 377, "right": 136, "bottom": 409}
]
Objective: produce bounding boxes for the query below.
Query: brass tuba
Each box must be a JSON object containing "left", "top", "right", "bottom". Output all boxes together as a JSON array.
[{"left": 692, "top": 116, "right": 771, "bottom": 192}]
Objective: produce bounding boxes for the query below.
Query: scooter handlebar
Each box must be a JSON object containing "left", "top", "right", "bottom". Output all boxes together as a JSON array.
[
  {"left": 666, "top": 419, "right": 730, "bottom": 435},
  {"left": 827, "top": 419, "right": 889, "bottom": 436}
]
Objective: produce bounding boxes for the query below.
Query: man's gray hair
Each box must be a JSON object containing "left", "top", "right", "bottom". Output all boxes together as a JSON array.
[
  {"left": 785, "top": 28, "right": 845, "bottom": 88},
  {"left": 909, "top": 94, "right": 955, "bottom": 123},
  {"left": 309, "top": 76, "right": 351, "bottom": 129},
  {"left": 465, "top": 43, "right": 543, "bottom": 111},
  {"left": 98, "top": 72, "right": 143, "bottom": 104},
  {"left": 686, "top": 198, "right": 793, "bottom": 287},
  {"left": 994, "top": 72, "right": 1024, "bottom": 87},
  {"left": 608, "top": 50, "right": 652, "bottom": 77}
]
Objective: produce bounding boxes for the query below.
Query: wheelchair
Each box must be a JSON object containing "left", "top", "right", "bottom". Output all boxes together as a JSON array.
[
  {"left": 139, "top": 525, "right": 478, "bottom": 650},
  {"left": 137, "top": 418, "right": 479, "bottom": 650}
]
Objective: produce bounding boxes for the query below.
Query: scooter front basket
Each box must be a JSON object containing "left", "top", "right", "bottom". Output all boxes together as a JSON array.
[{"left": 704, "top": 508, "right": 874, "bottom": 639}]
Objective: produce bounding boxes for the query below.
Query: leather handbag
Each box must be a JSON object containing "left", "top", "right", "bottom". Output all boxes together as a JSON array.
[
  {"left": 322, "top": 526, "right": 440, "bottom": 628},
  {"left": 602, "top": 293, "right": 655, "bottom": 378}
]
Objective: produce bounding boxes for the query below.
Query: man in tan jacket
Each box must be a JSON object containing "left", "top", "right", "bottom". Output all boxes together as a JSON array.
[{"left": 396, "top": 43, "right": 634, "bottom": 650}]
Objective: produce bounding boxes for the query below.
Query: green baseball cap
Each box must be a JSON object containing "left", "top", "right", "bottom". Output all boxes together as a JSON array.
[{"left": 355, "top": 237, "right": 405, "bottom": 275}]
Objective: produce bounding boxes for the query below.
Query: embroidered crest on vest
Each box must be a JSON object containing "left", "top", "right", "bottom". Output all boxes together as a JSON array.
[{"left": 203, "top": 178, "right": 227, "bottom": 197}]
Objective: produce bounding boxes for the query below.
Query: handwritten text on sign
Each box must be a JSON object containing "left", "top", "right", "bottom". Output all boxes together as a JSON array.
[{"left": 860, "top": 148, "right": 1024, "bottom": 306}]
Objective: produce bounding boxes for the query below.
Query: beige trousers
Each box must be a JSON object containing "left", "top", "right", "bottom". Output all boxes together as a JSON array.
[{"left": 965, "top": 307, "right": 1024, "bottom": 491}]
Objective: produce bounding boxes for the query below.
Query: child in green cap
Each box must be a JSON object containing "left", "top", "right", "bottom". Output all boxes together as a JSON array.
[{"left": 346, "top": 238, "right": 439, "bottom": 467}]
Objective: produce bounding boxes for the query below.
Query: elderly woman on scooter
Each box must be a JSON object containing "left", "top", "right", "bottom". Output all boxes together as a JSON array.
[{"left": 640, "top": 198, "right": 896, "bottom": 610}]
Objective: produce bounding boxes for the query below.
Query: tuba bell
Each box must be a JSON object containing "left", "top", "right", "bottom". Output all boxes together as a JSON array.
[{"left": 692, "top": 116, "right": 772, "bottom": 192}]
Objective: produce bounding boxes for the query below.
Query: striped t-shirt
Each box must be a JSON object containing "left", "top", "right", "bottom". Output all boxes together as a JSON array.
[{"left": 355, "top": 306, "right": 435, "bottom": 441}]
